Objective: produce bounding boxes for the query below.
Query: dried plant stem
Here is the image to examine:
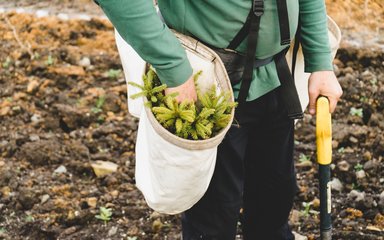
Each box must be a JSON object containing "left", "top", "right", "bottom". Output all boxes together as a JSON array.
[{"left": 3, "top": 14, "right": 34, "bottom": 60}]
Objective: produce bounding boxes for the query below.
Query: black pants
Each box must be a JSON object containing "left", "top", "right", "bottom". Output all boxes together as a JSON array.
[{"left": 181, "top": 50, "right": 297, "bottom": 240}]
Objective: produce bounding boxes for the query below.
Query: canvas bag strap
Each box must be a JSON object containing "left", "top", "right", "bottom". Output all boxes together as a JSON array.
[{"left": 291, "top": 20, "right": 301, "bottom": 79}]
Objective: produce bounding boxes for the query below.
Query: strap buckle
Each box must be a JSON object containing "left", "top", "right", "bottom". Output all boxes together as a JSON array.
[
  {"left": 253, "top": 0, "right": 264, "bottom": 17},
  {"left": 223, "top": 48, "right": 238, "bottom": 54}
]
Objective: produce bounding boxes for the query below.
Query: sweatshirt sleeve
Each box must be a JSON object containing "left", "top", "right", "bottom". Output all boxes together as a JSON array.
[
  {"left": 95, "top": 0, "right": 193, "bottom": 87},
  {"left": 299, "top": 0, "right": 333, "bottom": 73}
]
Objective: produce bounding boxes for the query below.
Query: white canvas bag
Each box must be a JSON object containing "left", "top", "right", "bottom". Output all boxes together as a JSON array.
[
  {"left": 115, "top": 15, "right": 341, "bottom": 214},
  {"left": 115, "top": 30, "right": 234, "bottom": 214}
]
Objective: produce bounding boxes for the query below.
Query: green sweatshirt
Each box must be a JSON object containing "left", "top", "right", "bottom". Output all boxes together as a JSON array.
[{"left": 96, "top": 0, "right": 332, "bottom": 101}]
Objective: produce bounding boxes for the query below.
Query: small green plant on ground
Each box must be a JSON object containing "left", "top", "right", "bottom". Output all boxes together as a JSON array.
[
  {"left": 34, "top": 52, "right": 40, "bottom": 60},
  {"left": 127, "top": 237, "right": 138, "bottom": 240},
  {"left": 107, "top": 69, "right": 122, "bottom": 78},
  {"left": 97, "top": 115, "right": 105, "bottom": 124},
  {"left": 354, "top": 163, "right": 363, "bottom": 171},
  {"left": 95, "top": 207, "right": 112, "bottom": 225},
  {"left": 359, "top": 96, "right": 368, "bottom": 103},
  {"left": 349, "top": 107, "right": 363, "bottom": 117},
  {"left": 370, "top": 77, "right": 377, "bottom": 85},
  {"left": 46, "top": 54, "right": 54, "bottom": 65},
  {"left": 25, "top": 214, "right": 34, "bottom": 222},
  {"left": 91, "top": 95, "right": 106, "bottom": 113},
  {"left": 2, "top": 57, "right": 11, "bottom": 69},
  {"left": 337, "top": 147, "right": 345, "bottom": 153},
  {"left": 298, "top": 153, "right": 311, "bottom": 163},
  {"left": 352, "top": 182, "right": 363, "bottom": 191},
  {"left": 301, "top": 202, "right": 312, "bottom": 217}
]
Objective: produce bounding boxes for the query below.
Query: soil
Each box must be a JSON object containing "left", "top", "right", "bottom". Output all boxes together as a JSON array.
[
  {"left": 0, "top": 1, "right": 383, "bottom": 240},
  {"left": 325, "top": 0, "right": 384, "bottom": 49}
]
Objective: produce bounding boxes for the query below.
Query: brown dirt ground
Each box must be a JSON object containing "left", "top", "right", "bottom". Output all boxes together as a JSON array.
[{"left": 326, "top": 0, "right": 384, "bottom": 48}]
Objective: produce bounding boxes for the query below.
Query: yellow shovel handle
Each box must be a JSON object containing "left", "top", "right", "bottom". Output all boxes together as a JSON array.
[{"left": 316, "top": 96, "right": 332, "bottom": 165}]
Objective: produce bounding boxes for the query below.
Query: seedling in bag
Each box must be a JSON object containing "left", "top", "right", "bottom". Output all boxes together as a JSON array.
[
  {"left": 128, "top": 68, "right": 168, "bottom": 108},
  {"left": 152, "top": 96, "right": 196, "bottom": 138},
  {"left": 194, "top": 71, "right": 237, "bottom": 133},
  {"left": 128, "top": 69, "right": 236, "bottom": 140}
]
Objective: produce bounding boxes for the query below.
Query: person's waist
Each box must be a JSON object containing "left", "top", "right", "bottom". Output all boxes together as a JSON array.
[
  {"left": 183, "top": 32, "right": 286, "bottom": 69},
  {"left": 210, "top": 45, "right": 282, "bottom": 69}
]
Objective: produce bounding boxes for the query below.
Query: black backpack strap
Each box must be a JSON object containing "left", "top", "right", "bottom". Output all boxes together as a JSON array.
[
  {"left": 228, "top": 0, "right": 303, "bottom": 119},
  {"left": 274, "top": 49, "right": 304, "bottom": 119},
  {"left": 226, "top": 9, "right": 253, "bottom": 51},
  {"left": 275, "top": 12, "right": 303, "bottom": 119},
  {"left": 227, "top": 0, "right": 291, "bottom": 51},
  {"left": 236, "top": 0, "right": 264, "bottom": 106},
  {"left": 276, "top": 0, "right": 291, "bottom": 45}
]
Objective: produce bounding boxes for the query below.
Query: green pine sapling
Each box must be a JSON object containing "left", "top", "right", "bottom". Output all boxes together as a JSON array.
[
  {"left": 152, "top": 96, "right": 196, "bottom": 138},
  {"left": 128, "top": 68, "right": 168, "bottom": 107},
  {"left": 128, "top": 69, "right": 236, "bottom": 140}
]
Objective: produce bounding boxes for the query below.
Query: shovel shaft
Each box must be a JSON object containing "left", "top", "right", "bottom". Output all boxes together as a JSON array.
[
  {"left": 319, "top": 164, "right": 332, "bottom": 239},
  {"left": 321, "top": 229, "right": 332, "bottom": 240},
  {"left": 316, "top": 96, "right": 333, "bottom": 240}
]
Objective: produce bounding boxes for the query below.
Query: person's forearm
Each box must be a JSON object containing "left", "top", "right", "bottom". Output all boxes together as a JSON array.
[
  {"left": 299, "top": 0, "right": 333, "bottom": 72},
  {"left": 95, "top": 0, "right": 192, "bottom": 87}
]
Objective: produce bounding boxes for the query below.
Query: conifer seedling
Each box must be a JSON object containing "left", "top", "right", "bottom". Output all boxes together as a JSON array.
[{"left": 128, "top": 69, "right": 236, "bottom": 140}]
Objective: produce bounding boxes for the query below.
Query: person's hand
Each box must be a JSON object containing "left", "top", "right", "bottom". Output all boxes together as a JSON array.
[
  {"left": 164, "top": 75, "right": 197, "bottom": 102},
  {"left": 308, "top": 70, "right": 343, "bottom": 115}
]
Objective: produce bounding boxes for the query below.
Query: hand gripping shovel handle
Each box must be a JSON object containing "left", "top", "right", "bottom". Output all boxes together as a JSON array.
[{"left": 316, "top": 96, "right": 332, "bottom": 240}]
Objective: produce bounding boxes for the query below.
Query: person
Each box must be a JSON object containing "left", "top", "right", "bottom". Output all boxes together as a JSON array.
[{"left": 95, "top": 0, "right": 343, "bottom": 239}]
